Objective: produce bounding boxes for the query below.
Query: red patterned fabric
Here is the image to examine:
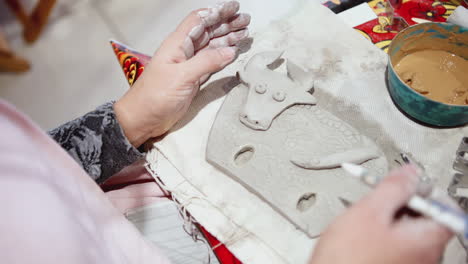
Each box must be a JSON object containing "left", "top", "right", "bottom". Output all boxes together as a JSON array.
[
  {"left": 110, "top": 40, "right": 151, "bottom": 86},
  {"left": 322, "top": 0, "right": 464, "bottom": 52},
  {"left": 199, "top": 226, "right": 242, "bottom": 264}
]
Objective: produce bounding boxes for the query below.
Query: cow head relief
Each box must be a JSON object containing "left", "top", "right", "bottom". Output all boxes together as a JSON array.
[{"left": 237, "top": 51, "right": 317, "bottom": 131}]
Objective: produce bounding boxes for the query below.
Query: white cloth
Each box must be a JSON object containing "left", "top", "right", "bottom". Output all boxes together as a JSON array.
[
  {"left": 448, "top": 6, "right": 468, "bottom": 29},
  {"left": 147, "top": 2, "right": 468, "bottom": 263}
]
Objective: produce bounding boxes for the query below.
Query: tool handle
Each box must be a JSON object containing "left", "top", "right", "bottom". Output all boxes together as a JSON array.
[{"left": 408, "top": 196, "right": 466, "bottom": 235}]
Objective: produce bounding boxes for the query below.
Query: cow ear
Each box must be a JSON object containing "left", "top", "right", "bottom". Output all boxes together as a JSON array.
[
  {"left": 301, "top": 92, "right": 318, "bottom": 105},
  {"left": 237, "top": 70, "right": 250, "bottom": 86},
  {"left": 287, "top": 60, "right": 314, "bottom": 88}
]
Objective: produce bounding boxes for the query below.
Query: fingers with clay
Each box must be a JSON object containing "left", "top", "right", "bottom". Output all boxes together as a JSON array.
[
  {"left": 208, "top": 29, "right": 249, "bottom": 48},
  {"left": 184, "top": 1, "right": 251, "bottom": 59},
  {"left": 115, "top": 2, "right": 250, "bottom": 147}
]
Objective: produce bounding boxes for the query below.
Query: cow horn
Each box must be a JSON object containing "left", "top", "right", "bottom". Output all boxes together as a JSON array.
[
  {"left": 286, "top": 60, "right": 313, "bottom": 88},
  {"left": 238, "top": 51, "right": 284, "bottom": 85},
  {"left": 244, "top": 51, "right": 284, "bottom": 71}
]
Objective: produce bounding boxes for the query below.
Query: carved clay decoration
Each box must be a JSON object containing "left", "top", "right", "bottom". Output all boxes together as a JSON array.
[
  {"left": 206, "top": 52, "right": 388, "bottom": 237},
  {"left": 238, "top": 51, "right": 317, "bottom": 130},
  {"left": 239, "top": 52, "right": 380, "bottom": 169},
  {"left": 292, "top": 144, "right": 380, "bottom": 170}
]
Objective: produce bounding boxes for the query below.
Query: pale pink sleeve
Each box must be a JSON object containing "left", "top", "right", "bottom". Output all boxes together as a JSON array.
[{"left": 0, "top": 100, "right": 171, "bottom": 264}]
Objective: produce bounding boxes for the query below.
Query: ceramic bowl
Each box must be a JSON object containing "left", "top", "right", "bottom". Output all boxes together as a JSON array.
[{"left": 387, "top": 22, "right": 468, "bottom": 127}]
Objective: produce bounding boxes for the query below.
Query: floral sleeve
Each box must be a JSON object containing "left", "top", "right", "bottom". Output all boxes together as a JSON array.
[{"left": 48, "top": 102, "right": 144, "bottom": 183}]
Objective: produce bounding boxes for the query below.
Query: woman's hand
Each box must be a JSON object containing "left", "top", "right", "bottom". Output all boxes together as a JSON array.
[
  {"left": 114, "top": 1, "right": 250, "bottom": 147},
  {"left": 309, "top": 165, "right": 454, "bottom": 264}
]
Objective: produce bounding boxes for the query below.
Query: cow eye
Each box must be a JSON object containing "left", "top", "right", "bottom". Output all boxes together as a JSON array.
[
  {"left": 273, "top": 91, "right": 286, "bottom": 102},
  {"left": 255, "top": 84, "right": 266, "bottom": 94}
]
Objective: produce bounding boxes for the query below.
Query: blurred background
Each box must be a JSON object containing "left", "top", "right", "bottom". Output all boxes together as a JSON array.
[
  {"left": 0, "top": 0, "right": 463, "bottom": 130},
  {"left": 0, "top": 0, "right": 298, "bottom": 130}
]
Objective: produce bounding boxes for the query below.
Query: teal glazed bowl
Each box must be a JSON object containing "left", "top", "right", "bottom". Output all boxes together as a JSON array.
[{"left": 387, "top": 22, "right": 468, "bottom": 127}]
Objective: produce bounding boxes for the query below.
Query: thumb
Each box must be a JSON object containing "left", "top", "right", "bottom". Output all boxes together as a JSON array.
[
  {"left": 397, "top": 217, "right": 453, "bottom": 246},
  {"left": 183, "top": 46, "right": 237, "bottom": 82},
  {"left": 368, "top": 165, "right": 421, "bottom": 223}
]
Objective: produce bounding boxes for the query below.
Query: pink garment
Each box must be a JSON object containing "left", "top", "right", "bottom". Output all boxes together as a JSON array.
[
  {"left": 0, "top": 100, "right": 171, "bottom": 264},
  {"left": 102, "top": 160, "right": 170, "bottom": 214}
]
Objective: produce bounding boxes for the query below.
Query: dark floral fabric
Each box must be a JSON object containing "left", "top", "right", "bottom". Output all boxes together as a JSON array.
[{"left": 48, "top": 102, "right": 144, "bottom": 183}]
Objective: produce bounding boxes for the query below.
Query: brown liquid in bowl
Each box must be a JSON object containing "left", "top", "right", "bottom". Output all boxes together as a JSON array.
[{"left": 394, "top": 50, "right": 468, "bottom": 105}]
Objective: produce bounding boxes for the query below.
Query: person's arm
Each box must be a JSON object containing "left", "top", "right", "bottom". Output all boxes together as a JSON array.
[
  {"left": 48, "top": 102, "right": 143, "bottom": 183},
  {"left": 49, "top": 1, "right": 250, "bottom": 183},
  {"left": 309, "top": 165, "right": 454, "bottom": 264}
]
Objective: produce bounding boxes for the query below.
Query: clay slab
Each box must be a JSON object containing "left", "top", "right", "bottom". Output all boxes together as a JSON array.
[{"left": 206, "top": 58, "right": 389, "bottom": 237}]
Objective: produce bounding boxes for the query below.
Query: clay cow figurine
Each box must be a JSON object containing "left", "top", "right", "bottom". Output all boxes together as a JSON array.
[
  {"left": 238, "top": 51, "right": 380, "bottom": 169},
  {"left": 238, "top": 51, "right": 317, "bottom": 131}
]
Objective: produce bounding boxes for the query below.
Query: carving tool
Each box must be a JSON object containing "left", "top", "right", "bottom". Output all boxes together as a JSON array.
[{"left": 341, "top": 162, "right": 468, "bottom": 238}]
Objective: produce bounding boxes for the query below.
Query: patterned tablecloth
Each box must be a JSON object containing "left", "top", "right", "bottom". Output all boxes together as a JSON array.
[{"left": 324, "top": 0, "right": 467, "bottom": 52}]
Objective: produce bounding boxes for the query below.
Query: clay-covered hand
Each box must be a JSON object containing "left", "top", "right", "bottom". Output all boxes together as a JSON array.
[
  {"left": 309, "top": 165, "right": 453, "bottom": 264},
  {"left": 114, "top": 1, "right": 250, "bottom": 147}
]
